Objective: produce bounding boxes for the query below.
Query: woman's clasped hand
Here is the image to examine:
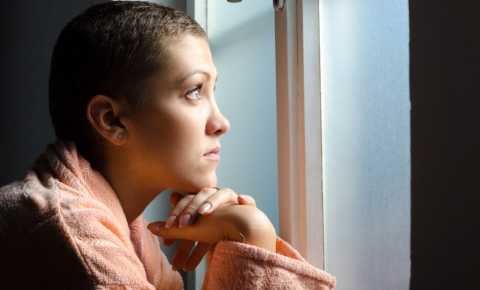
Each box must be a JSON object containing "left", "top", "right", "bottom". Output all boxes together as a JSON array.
[{"left": 147, "top": 187, "right": 277, "bottom": 272}]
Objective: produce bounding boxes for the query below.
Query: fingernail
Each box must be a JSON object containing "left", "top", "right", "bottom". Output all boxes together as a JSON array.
[
  {"left": 165, "top": 216, "right": 176, "bottom": 229},
  {"left": 178, "top": 214, "right": 191, "bottom": 228},
  {"left": 199, "top": 202, "right": 212, "bottom": 214}
]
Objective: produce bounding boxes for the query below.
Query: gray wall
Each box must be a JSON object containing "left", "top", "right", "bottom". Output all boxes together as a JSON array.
[{"left": 0, "top": 1, "right": 102, "bottom": 186}]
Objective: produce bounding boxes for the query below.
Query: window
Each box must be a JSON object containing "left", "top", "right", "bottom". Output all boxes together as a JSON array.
[
  {"left": 188, "top": 0, "right": 410, "bottom": 289},
  {"left": 276, "top": 0, "right": 410, "bottom": 289}
]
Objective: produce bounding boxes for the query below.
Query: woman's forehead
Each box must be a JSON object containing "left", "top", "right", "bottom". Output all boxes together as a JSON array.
[{"left": 163, "top": 35, "right": 216, "bottom": 80}]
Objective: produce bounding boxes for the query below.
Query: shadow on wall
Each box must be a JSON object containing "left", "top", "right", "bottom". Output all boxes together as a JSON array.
[{"left": 0, "top": 0, "right": 103, "bottom": 186}]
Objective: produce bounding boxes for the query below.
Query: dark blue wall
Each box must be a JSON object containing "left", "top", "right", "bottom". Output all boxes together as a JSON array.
[{"left": 0, "top": 1, "right": 102, "bottom": 186}]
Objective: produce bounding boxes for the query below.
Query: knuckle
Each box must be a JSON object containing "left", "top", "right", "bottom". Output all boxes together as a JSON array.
[
  {"left": 223, "top": 187, "right": 234, "bottom": 194},
  {"left": 191, "top": 188, "right": 216, "bottom": 206},
  {"left": 172, "top": 199, "right": 192, "bottom": 215},
  {"left": 225, "top": 188, "right": 238, "bottom": 198},
  {"left": 178, "top": 194, "right": 194, "bottom": 205},
  {"left": 221, "top": 188, "right": 238, "bottom": 201},
  {"left": 197, "top": 188, "right": 214, "bottom": 200},
  {"left": 184, "top": 204, "right": 198, "bottom": 214},
  {"left": 205, "top": 188, "right": 237, "bottom": 207}
]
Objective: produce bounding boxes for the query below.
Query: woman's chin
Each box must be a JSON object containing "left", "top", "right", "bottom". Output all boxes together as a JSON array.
[{"left": 175, "top": 173, "right": 218, "bottom": 193}]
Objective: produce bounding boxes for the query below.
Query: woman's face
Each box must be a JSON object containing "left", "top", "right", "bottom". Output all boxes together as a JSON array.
[{"left": 123, "top": 34, "right": 230, "bottom": 193}]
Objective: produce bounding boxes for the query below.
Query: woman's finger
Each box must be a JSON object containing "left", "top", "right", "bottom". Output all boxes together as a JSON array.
[
  {"left": 147, "top": 204, "right": 259, "bottom": 246},
  {"left": 147, "top": 214, "right": 224, "bottom": 244},
  {"left": 183, "top": 242, "right": 211, "bottom": 272},
  {"left": 197, "top": 187, "right": 238, "bottom": 215},
  {"left": 173, "top": 188, "right": 218, "bottom": 228},
  {"left": 161, "top": 193, "right": 187, "bottom": 245},
  {"left": 172, "top": 240, "right": 195, "bottom": 271},
  {"left": 237, "top": 194, "right": 256, "bottom": 207},
  {"left": 165, "top": 194, "right": 195, "bottom": 228},
  {"left": 147, "top": 221, "right": 210, "bottom": 242}
]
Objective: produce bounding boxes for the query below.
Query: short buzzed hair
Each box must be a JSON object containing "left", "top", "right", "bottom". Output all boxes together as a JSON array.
[{"left": 48, "top": 1, "right": 206, "bottom": 163}]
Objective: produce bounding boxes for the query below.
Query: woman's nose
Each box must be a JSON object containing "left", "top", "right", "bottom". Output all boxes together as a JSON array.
[{"left": 206, "top": 107, "right": 231, "bottom": 136}]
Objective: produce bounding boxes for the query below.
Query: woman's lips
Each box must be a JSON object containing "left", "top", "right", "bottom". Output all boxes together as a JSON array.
[
  {"left": 204, "top": 146, "right": 221, "bottom": 161},
  {"left": 204, "top": 152, "right": 220, "bottom": 161}
]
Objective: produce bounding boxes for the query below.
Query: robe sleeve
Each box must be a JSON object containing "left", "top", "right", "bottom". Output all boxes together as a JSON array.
[{"left": 201, "top": 237, "right": 336, "bottom": 290}]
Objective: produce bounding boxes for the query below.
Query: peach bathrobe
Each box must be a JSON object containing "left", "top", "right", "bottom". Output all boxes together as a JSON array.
[{"left": 0, "top": 140, "right": 336, "bottom": 290}]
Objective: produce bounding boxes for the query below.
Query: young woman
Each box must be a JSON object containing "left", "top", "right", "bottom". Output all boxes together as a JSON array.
[{"left": 0, "top": 2, "right": 336, "bottom": 289}]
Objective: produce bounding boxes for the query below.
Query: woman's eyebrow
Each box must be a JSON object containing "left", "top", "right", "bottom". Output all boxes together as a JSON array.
[{"left": 177, "top": 69, "right": 218, "bottom": 84}]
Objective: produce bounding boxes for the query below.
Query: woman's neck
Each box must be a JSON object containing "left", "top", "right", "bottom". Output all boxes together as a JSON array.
[{"left": 97, "top": 155, "right": 165, "bottom": 224}]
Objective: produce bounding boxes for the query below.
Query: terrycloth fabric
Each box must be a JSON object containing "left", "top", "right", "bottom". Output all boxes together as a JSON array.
[{"left": 0, "top": 140, "right": 336, "bottom": 290}]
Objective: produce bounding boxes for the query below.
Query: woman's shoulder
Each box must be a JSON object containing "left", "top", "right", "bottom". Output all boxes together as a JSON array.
[
  {"left": 0, "top": 170, "right": 153, "bottom": 288},
  {"left": 0, "top": 172, "right": 101, "bottom": 289},
  {"left": 0, "top": 168, "right": 124, "bottom": 237},
  {"left": 0, "top": 171, "right": 59, "bottom": 233},
  {"left": 0, "top": 168, "right": 111, "bottom": 244}
]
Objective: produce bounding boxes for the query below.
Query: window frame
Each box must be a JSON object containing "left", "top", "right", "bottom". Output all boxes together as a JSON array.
[{"left": 275, "top": 0, "right": 325, "bottom": 269}]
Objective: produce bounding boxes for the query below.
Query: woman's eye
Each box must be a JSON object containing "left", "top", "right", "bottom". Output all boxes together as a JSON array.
[{"left": 185, "top": 85, "right": 202, "bottom": 101}]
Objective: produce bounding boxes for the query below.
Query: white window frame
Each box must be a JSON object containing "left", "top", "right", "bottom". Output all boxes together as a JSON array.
[{"left": 275, "top": 0, "right": 325, "bottom": 269}]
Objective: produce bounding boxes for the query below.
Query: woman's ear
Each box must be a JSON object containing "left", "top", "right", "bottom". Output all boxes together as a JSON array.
[{"left": 86, "top": 94, "right": 129, "bottom": 146}]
